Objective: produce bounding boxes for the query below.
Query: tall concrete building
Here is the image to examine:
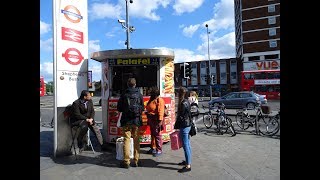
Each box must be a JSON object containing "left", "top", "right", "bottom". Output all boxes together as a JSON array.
[{"left": 234, "top": 0, "right": 280, "bottom": 71}]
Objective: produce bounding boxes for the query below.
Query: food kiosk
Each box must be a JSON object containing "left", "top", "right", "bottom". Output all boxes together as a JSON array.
[{"left": 90, "top": 49, "right": 175, "bottom": 144}]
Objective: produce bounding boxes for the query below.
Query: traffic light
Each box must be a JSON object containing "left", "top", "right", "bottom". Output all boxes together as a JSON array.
[
  {"left": 212, "top": 75, "right": 216, "bottom": 84},
  {"left": 180, "top": 66, "right": 185, "bottom": 78},
  {"left": 184, "top": 62, "right": 192, "bottom": 78}
]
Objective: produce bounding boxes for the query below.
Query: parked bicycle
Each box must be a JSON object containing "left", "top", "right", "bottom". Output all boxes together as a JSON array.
[
  {"left": 202, "top": 103, "right": 236, "bottom": 136},
  {"left": 235, "top": 103, "right": 279, "bottom": 136},
  {"left": 235, "top": 108, "right": 255, "bottom": 130},
  {"left": 267, "top": 109, "right": 280, "bottom": 135}
]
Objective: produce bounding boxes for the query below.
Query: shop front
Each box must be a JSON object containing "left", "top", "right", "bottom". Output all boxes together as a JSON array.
[{"left": 90, "top": 49, "right": 176, "bottom": 144}]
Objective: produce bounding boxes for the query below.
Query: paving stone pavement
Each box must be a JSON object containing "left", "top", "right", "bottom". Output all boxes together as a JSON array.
[{"left": 40, "top": 124, "right": 280, "bottom": 180}]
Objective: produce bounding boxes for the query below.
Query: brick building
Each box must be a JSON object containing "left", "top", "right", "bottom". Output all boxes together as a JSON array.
[
  {"left": 234, "top": 0, "right": 280, "bottom": 70},
  {"left": 174, "top": 58, "right": 240, "bottom": 97}
]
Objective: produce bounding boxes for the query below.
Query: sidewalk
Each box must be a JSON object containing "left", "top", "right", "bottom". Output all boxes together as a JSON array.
[{"left": 40, "top": 125, "right": 280, "bottom": 180}]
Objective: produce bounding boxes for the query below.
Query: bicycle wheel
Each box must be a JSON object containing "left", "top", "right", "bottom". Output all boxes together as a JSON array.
[
  {"left": 216, "top": 115, "right": 228, "bottom": 135},
  {"left": 225, "top": 117, "right": 236, "bottom": 136},
  {"left": 235, "top": 112, "right": 250, "bottom": 130},
  {"left": 257, "top": 115, "right": 269, "bottom": 136},
  {"left": 265, "top": 116, "right": 280, "bottom": 136},
  {"left": 203, "top": 113, "right": 213, "bottom": 129}
]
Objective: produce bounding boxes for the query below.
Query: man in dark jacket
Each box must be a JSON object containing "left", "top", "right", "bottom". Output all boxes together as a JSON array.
[
  {"left": 117, "top": 78, "right": 143, "bottom": 168},
  {"left": 70, "top": 90, "right": 106, "bottom": 152}
]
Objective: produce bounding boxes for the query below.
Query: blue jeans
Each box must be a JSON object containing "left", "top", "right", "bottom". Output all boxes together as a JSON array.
[{"left": 180, "top": 126, "right": 191, "bottom": 165}]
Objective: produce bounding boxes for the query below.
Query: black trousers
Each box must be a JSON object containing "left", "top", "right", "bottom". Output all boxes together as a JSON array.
[{"left": 72, "top": 120, "right": 104, "bottom": 148}]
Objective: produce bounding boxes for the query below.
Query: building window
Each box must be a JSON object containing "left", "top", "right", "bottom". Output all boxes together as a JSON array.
[
  {"left": 210, "top": 61, "right": 215, "bottom": 67},
  {"left": 219, "top": 61, "right": 227, "bottom": 84},
  {"left": 268, "top": 17, "right": 276, "bottom": 25},
  {"left": 268, "top": 5, "right": 275, "bottom": 13},
  {"left": 248, "top": 56, "right": 260, "bottom": 61},
  {"left": 269, "top": 28, "right": 276, "bottom": 36},
  {"left": 269, "top": 40, "right": 277, "bottom": 48},
  {"left": 265, "top": 54, "right": 278, "bottom": 60},
  {"left": 200, "top": 61, "right": 206, "bottom": 68},
  {"left": 231, "top": 72, "right": 237, "bottom": 80}
]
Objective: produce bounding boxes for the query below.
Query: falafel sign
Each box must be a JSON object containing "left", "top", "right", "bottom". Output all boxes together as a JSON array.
[{"left": 53, "top": 0, "right": 88, "bottom": 107}]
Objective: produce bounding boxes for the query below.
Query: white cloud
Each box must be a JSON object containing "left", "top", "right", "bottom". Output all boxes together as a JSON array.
[
  {"left": 118, "top": 40, "right": 127, "bottom": 48},
  {"left": 173, "top": 48, "right": 206, "bottom": 63},
  {"left": 40, "top": 21, "right": 51, "bottom": 35},
  {"left": 197, "top": 32, "right": 235, "bottom": 59},
  {"left": 40, "top": 38, "right": 53, "bottom": 51},
  {"left": 89, "top": 0, "right": 171, "bottom": 21},
  {"left": 40, "top": 61, "right": 53, "bottom": 82},
  {"left": 89, "top": 40, "right": 101, "bottom": 53},
  {"left": 179, "top": 24, "right": 185, "bottom": 29},
  {"left": 179, "top": 0, "right": 234, "bottom": 43},
  {"left": 89, "top": 3, "right": 122, "bottom": 20},
  {"left": 105, "top": 26, "right": 121, "bottom": 38},
  {"left": 89, "top": 60, "right": 102, "bottom": 81},
  {"left": 126, "top": 0, "right": 171, "bottom": 21},
  {"left": 153, "top": 47, "right": 205, "bottom": 64},
  {"left": 182, "top": 24, "right": 200, "bottom": 38},
  {"left": 173, "top": 0, "right": 205, "bottom": 15},
  {"left": 88, "top": 40, "right": 102, "bottom": 81},
  {"left": 105, "top": 32, "right": 115, "bottom": 38},
  {"left": 203, "top": 0, "right": 235, "bottom": 32}
]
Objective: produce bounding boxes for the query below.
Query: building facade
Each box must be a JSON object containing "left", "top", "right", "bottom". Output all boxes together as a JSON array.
[
  {"left": 234, "top": 0, "right": 280, "bottom": 67},
  {"left": 174, "top": 58, "right": 240, "bottom": 97}
]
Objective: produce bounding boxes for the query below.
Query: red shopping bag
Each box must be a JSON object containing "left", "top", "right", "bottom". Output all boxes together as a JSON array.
[{"left": 170, "top": 131, "right": 182, "bottom": 150}]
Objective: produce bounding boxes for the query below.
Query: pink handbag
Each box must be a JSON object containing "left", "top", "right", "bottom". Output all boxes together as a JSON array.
[{"left": 170, "top": 131, "right": 182, "bottom": 150}]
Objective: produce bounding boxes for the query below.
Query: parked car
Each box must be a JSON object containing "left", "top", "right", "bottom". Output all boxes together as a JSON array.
[{"left": 208, "top": 91, "right": 267, "bottom": 109}]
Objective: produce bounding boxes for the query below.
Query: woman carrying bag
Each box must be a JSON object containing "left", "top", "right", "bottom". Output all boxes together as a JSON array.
[
  {"left": 174, "top": 86, "right": 192, "bottom": 173},
  {"left": 146, "top": 86, "right": 165, "bottom": 157}
]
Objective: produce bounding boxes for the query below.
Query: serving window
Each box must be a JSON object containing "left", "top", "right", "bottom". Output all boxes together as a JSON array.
[{"left": 110, "top": 65, "right": 158, "bottom": 96}]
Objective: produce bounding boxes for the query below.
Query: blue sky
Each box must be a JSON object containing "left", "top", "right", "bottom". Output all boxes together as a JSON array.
[{"left": 40, "top": 0, "right": 235, "bottom": 82}]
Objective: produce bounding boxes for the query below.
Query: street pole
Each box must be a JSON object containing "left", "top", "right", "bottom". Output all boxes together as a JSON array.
[
  {"left": 125, "top": 0, "right": 130, "bottom": 49},
  {"left": 206, "top": 24, "right": 212, "bottom": 100}
]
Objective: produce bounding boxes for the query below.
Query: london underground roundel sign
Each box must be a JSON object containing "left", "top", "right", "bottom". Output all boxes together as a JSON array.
[
  {"left": 62, "top": 48, "right": 84, "bottom": 65},
  {"left": 61, "top": 5, "right": 82, "bottom": 23}
]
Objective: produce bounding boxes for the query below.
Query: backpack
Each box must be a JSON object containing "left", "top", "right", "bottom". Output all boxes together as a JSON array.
[
  {"left": 190, "top": 102, "right": 199, "bottom": 117},
  {"left": 63, "top": 104, "right": 73, "bottom": 119},
  {"left": 124, "top": 93, "right": 142, "bottom": 118}
]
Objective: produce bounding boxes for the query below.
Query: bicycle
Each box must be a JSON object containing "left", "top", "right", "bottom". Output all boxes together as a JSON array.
[
  {"left": 202, "top": 103, "right": 236, "bottom": 136},
  {"left": 235, "top": 103, "right": 279, "bottom": 136},
  {"left": 266, "top": 109, "right": 280, "bottom": 136},
  {"left": 235, "top": 107, "right": 256, "bottom": 130}
]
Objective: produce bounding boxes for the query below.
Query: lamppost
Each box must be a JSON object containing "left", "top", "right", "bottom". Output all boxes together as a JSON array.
[
  {"left": 205, "top": 24, "right": 213, "bottom": 100},
  {"left": 118, "top": 0, "right": 135, "bottom": 49}
]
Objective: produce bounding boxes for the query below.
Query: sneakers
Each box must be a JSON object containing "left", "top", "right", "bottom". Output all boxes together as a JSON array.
[
  {"left": 147, "top": 148, "right": 156, "bottom": 154},
  {"left": 153, "top": 151, "right": 162, "bottom": 157},
  {"left": 119, "top": 162, "right": 130, "bottom": 169},
  {"left": 178, "top": 160, "right": 186, "bottom": 166},
  {"left": 178, "top": 166, "right": 191, "bottom": 173},
  {"left": 131, "top": 161, "right": 142, "bottom": 167}
]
